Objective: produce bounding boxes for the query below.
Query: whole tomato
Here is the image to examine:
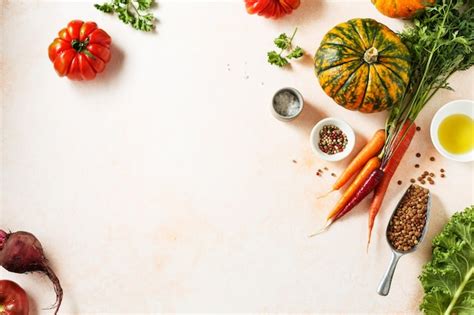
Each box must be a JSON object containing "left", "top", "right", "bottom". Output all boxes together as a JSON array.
[
  {"left": 0, "top": 280, "right": 29, "bottom": 315},
  {"left": 48, "top": 20, "right": 112, "bottom": 81},
  {"left": 245, "top": 0, "right": 300, "bottom": 19}
]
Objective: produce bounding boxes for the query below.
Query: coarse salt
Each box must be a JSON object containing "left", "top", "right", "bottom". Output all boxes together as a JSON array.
[{"left": 273, "top": 90, "right": 301, "bottom": 117}]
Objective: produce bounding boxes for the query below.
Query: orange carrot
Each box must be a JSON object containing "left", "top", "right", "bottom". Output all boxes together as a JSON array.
[
  {"left": 367, "top": 121, "right": 416, "bottom": 247},
  {"left": 327, "top": 156, "right": 381, "bottom": 220},
  {"left": 329, "top": 129, "right": 386, "bottom": 194}
]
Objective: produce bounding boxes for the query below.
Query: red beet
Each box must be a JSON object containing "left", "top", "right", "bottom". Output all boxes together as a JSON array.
[{"left": 0, "top": 230, "right": 63, "bottom": 315}]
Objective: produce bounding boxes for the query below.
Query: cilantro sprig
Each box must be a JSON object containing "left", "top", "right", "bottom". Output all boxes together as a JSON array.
[
  {"left": 267, "top": 28, "right": 304, "bottom": 67},
  {"left": 95, "top": 0, "right": 156, "bottom": 32}
]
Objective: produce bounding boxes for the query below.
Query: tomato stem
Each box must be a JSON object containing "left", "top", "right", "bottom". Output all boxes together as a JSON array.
[{"left": 71, "top": 38, "right": 90, "bottom": 53}]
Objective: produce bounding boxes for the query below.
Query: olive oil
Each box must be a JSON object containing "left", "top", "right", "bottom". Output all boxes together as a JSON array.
[{"left": 438, "top": 114, "right": 474, "bottom": 154}]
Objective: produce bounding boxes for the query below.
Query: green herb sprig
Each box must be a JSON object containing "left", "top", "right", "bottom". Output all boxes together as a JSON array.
[
  {"left": 267, "top": 28, "right": 304, "bottom": 67},
  {"left": 95, "top": 0, "right": 156, "bottom": 32}
]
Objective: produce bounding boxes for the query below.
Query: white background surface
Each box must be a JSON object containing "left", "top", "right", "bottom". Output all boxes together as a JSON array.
[{"left": 1, "top": 0, "right": 473, "bottom": 313}]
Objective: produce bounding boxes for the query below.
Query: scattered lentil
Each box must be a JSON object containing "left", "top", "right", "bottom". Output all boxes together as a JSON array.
[
  {"left": 318, "top": 125, "right": 348, "bottom": 155},
  {"left": 410, "top": 178, "right": 416, "bottom": 183},
  {"left": 416, "top": 153, "right": 421, "bottom": 158},
  {"left": 387, "top": 185, "right": 429, "bottom": 252},
  {"left": 441, "top": 174, "right": 446, "bottom": 178},
  {"left": 292, "top": 160, "right": 297, "bottom": 164},
  {"left": 324, "top": 167, "right": 329, "bottom": 171},
  {"left": 429, "top": 172, "right": 435, "bottom": 177},
  {"left": 331, "top": 173, "right": 336, "bottom": 177},
  {"left": 440, "top": 168, "right": 445, "bottom": 173},
  {"left": 421, "top": 180, "right": 426, "bottom": 184}
]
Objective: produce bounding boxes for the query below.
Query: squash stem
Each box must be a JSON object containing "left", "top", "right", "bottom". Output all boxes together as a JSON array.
[{"left": 363, "top": 47, "right": 378, "bottom": 64}]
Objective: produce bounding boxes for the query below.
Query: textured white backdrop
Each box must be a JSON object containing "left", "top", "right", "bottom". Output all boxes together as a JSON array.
[{"left": 1, "top": 0, "right": 473, "bottom": 313}]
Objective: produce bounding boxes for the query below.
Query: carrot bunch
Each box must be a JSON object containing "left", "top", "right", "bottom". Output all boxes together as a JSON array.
[{"left": 311, "top": 123, "right": 416, "bottom": 241}]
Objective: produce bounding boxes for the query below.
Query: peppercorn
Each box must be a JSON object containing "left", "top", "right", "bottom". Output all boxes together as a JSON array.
[
  {"left": 416, "top": 126, "right": 421, "bottom": 131},
  {"left": 318, "top": 125, "right": 348, "bottom": 155},
  {"left": 397, "top": 180, "right": 402, "bottom": 185},
  {"left": 430, "top": 156, "right": 435, "bottom": 161},
  {"left": 415, "top": 164, "right": 420, "bottom": 168},
  {"left": 416, "top": 153, "right": 421, "bottom": 158},
  {"left": 410, "top": 178, "right": 416, "bottom": 183}
]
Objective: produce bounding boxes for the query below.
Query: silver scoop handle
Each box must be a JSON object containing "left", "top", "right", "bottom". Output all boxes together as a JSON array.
[{"left": 377, "top": 251, "right": 403, "bottom": 296}]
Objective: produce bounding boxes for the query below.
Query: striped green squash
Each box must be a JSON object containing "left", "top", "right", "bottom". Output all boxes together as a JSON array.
[{"left": 314, "top": 18, "right": 411, "bottom": 113}]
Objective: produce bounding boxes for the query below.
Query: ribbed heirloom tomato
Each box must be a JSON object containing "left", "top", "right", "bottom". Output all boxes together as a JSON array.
[
  {"left": 245, "top": 0, "right": 300, "bottom": 19},
  {"left": 0, "top": 280, "right": 29, "bottom": 315},
  {"left": 48, "top": 20, "right": 112, "bottom": 81}
]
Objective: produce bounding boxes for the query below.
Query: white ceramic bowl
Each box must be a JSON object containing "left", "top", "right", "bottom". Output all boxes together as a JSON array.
[
  {"left": 430, "top": 99, "right": 474, "bottom": 162},
  {"left": 310, "top": 117, "right": 355, "bottom": 162}
]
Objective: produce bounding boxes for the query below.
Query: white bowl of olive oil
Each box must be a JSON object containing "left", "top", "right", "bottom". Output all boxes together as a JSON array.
[{"left": 430, "top": 99, "right": 474, "bottom": 162}]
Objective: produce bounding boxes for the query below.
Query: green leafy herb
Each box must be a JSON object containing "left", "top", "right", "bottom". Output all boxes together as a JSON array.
[
  {"left": 267, "top": 28, "right": 304, "bottom": 67},
  {"left": 287, "top": 46, "right": 304, "bottom": 59},
  {"left": 419, "top": 206, "right": 473, "bottom": 314},
  {"left": 382, "top": 0, "right": 474, "bottom": 166},
  {"left": 95, "top": 0, "right": 156, "bottom": 32}
]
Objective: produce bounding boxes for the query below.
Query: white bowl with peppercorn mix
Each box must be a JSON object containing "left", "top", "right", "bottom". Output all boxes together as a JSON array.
[{"left": 310, "top": 118, "right": 355, "bottom": 162}]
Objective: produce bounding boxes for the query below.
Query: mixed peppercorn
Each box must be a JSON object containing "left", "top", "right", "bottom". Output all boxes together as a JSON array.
[{"left": 318, "top": 125, "right": 348, "bottom": 155}]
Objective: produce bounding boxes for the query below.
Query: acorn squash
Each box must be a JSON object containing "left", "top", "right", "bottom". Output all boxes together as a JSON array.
[{"left": 314, "top": 18, "right": 411, "bottom": 113}]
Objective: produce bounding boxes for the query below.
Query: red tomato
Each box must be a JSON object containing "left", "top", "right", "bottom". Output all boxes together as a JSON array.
[
  {"left": 244, "top": 0, "right": 300, "bottom": 18},
  {"left": 0, "top": 280, "right": 29, "bottom": 315},
  {"left": 48, "top": 20, "right": 112, "bottom": 81}
]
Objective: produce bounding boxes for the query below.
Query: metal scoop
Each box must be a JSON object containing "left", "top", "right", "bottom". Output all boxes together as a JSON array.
[{"left": 377, "top": 184, "right": 431, "bottom": 296}]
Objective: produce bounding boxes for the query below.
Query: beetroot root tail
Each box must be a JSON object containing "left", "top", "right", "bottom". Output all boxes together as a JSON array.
[{"left": 44, "top": 264, "right": 63, "bottom": 315}]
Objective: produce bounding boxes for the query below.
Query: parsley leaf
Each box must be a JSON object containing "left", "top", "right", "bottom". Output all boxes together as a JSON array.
[
  {"left": 94, "top": 3, "right": 114, "bottom": 13},
  {"left": 274, "top": 33, "right": 291, "bottom": 50},
  {"left": 94, "top": 0, "right": 156, "bottom": 32},
  {"left": 267, "top": 28, "right": 304, "bottom": 68},
  {"left": 268, "top": 51, "right": 288, "bottom": 67},
  {"left": 287, "top": 46, "right": 304, "bottom": 59},
  {"left": 136, "top": 0, "right": 153, "bottom": 11}
]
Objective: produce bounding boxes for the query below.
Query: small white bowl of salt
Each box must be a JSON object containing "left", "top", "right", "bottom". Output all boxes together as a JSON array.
[{"left": 271, "top": 87, "right": 304, "bottom": 121}]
